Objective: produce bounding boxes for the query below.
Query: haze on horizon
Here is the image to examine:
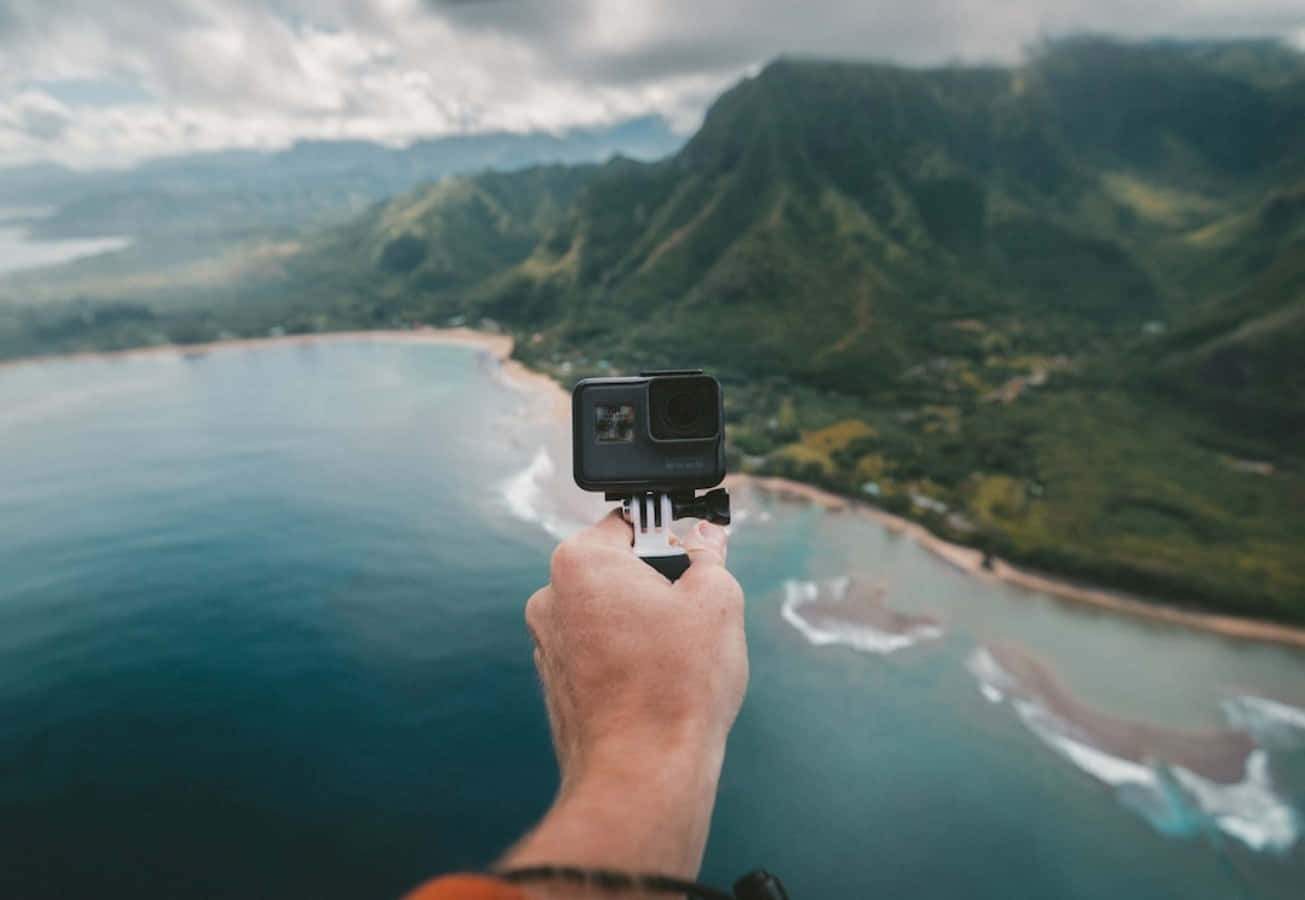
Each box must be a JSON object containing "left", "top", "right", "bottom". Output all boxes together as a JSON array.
[{"left": 2, "top": 0, "right": 1304, "bottom": 169}]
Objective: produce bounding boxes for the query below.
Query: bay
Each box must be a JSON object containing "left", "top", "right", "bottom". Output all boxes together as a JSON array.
[{"left": 1, "top": 340, "right": 1301, "bottom": 898}]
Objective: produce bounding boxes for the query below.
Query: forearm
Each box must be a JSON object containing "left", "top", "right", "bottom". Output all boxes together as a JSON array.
[
  {"left": 503, "top": 515, "right": 746, "bottom": 897},
  {"left": 500, "top": 729, "right": 726, "bottom": 880}
]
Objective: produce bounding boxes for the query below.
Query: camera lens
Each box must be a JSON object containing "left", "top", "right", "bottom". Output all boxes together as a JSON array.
[
  {"left": 666, "top": 391, "right": 703, "bottom": 429},
  {"left": 649, "top": 375, "right": 720, "bottom": 440}
]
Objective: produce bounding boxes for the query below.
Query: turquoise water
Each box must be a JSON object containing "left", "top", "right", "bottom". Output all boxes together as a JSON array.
[{"left": 1, "top": 340, "right": 1303, "bottom": 898}]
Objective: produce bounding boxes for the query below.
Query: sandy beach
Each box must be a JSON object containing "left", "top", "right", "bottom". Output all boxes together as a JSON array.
[{"left": 5, "top": 327, "right": 1305, "bottom": 650}]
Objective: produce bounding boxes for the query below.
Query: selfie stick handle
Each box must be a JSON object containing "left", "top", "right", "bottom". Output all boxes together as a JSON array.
[{"left": 624, "top": 493, "right": 692, "bottom": 582}]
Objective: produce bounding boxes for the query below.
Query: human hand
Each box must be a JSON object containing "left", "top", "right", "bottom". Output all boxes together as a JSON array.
[
  {"left": 505, "top": 510, "right": 747, "bottom": 878},
  {"left": 526, "top": 510, "right": 747, "bottom": 782}
]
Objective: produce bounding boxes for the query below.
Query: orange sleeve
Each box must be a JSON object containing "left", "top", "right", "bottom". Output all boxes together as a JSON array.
[{"left": 403, "top": 874, "right": 529, "bottom": 900}]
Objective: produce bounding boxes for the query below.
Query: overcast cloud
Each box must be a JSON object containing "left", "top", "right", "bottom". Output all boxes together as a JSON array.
[{"left": 1, "top": 0, "right": 1303, "bottom": 168}]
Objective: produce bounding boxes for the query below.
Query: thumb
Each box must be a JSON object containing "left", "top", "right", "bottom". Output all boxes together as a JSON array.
[{"left": 678, "top": 519, "right": 728, "bottom": 568}]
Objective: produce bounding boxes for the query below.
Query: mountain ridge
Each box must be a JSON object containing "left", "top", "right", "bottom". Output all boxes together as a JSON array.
[
  {"left": 3, "top": 37, "right": 1303, "bottom": 621},
  {"left": 0, "top": 116, "right": 684, "bottom": 239},
  {"left": 322, "top": 38, "right": 1305, "bottom": 619}
]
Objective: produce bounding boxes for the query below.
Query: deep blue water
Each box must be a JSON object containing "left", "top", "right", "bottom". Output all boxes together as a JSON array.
[{"left": 2, "top": 340, "right": 1303, "bottom": 898}]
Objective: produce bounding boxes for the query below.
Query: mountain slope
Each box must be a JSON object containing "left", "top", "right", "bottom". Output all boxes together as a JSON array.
[
  {"left": 7, "top": 38, "right": 1305, "bottom": 621},
  {"left": 271, "top": 164, "right": 604, "bottom": 333},
  {"left": 439, "top": 40, "right": 1305, "bottom": 619}
]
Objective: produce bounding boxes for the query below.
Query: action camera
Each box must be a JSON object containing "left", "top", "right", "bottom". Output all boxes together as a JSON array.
[
  {"left": 572, "top": 369, "right": 727, "bottom": 495},
  {"left": 571, "top": 368, "right": 730, "bottom": 580}
]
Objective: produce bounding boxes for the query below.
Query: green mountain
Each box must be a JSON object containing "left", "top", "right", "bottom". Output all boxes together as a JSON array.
[
  {"left": 271, "top": 164, "right": 602, "bottom": 334},
  {"left": 5, "top": 37, "right": 1304, "bottom": 622},
  {"left": 489, "top": 38, "right": 1305, "bottom": 380},
  {"left": 1144, "top": 182, "right": 1305, "bottom": 441}
]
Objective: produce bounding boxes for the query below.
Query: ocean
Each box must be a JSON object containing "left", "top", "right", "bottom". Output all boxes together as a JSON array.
[{"left": 1, "top": 338, "right": 1302, "bottom": 898}]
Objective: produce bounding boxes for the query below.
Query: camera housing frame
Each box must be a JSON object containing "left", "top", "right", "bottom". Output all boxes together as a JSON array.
[{"left": 572, "top": 369, "right": 726, "bottom": 496}]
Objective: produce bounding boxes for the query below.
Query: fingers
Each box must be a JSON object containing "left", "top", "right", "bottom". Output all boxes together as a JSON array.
[
  {"left": 676, "top": 520, "right": 743, "bottom": 606},
  {"left": 577, "top": 508, "right": 634, "bottom": 549},
  {"left": 677, "top": 520, "right": 728, "bottom": 567},
  {"left": 550, "top": 509, "right": 637, "bottom": 586}
]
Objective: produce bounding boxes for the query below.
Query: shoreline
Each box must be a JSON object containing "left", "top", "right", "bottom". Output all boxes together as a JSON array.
[
  {"left": 0, "top": 327, "right": 514, "bottom": 371},
  {"left": 729, "top": 476, "right": 1305, "bottom": 649},
  {"left": 4, "top": 328, "right": 1304, "bottom": 649},
  {"left": 0, "top": 327, "right": 572, "bottom": 421}
]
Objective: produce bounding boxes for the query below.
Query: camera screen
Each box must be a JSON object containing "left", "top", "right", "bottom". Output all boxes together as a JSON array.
[{"left": 594, "top": 404, "right": 635, "bottom": 442}]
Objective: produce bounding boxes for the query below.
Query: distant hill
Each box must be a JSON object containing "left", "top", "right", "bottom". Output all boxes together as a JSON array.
[
  {"left": 0, "top": 116, "right": 683, "bottom": 238},
  {"left": 5, "top": 37, "right": 1304, "bottom": 623}
]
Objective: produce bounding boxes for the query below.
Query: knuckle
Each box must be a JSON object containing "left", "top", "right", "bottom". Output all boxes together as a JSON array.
[
  {"left": 525, "top": 588, "right": 550, "bottom": 630},
  {"left": 697, "top": 565, "right": 740, "bottom": 597},
  {"left": 549, "top": 538, "right": 587, "bottom": 583},
  {"left": 686, "top": 545, "right": 726, "bottom": 566}
]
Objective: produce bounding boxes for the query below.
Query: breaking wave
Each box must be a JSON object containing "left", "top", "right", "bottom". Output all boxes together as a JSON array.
[
  {"left": 497, "top": 446, "right": 584, "bottom": 540},
  {"left": 727, "top": 508, "right": 772, "bottom": 529},
  {"left": 1171, "top": 752, "right": 1299, "bottom": 851},
  {"left": 781, "top": 578, "right": 943, "bottom": 655},
  {"left": 967, "top": 648, "right": 1300, "bottom": 852},
  {"left": 1220, "top": 694, "right": 1305, "bottom": 748},
  {"left": 497, "top": 449, "right": 761, "bottom": 543}
]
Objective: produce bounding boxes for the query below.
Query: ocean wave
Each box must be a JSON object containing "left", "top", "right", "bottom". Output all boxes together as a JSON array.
[
  {"left": 497, "top": 446, "right": 583, "bottom": 540},
  {"left": 496, "top": 447, "right": 748, "bottom": 542},
  {"left": 1172, "top": 751, "right": 1299, "bottom": 852},
  {"left": 727, "top": 508, "right": 771, "bottom": 529},
  {"left": 1012, "top": 696, "right": 1161, "bottom": 790},
  {"left": 781, "top": 578, "right": 943, "bottom": 655},
  {"left": 968, "top": 648, "right": 1300, "bottom": 852},
  {"left": 1220, "top": 694, "right": 1305, "bottom": 748},
  {"left": 967, "top": 642, "right": 1017, "bottom": 698}
]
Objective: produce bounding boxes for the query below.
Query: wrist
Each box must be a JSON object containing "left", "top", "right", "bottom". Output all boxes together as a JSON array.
[
  {"left": 573, "top": 716, "right": 728, "bottom": 794},
  {"left": 504, "top": 723, "right": 727, "bottom": 879}
]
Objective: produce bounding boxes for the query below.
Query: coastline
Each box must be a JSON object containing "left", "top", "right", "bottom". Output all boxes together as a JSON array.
[
  {"left": 0, "top": 326, "right": 573, "bottom": 421},
  {"left": 4, "top": 328, "right": 1304, "bottom": 649},
  {"left": 728, "top": 476, "right": 1305, "bottom": 649},
  {"left": 0, "top": 327, "right": 514, "bottom": 371}
]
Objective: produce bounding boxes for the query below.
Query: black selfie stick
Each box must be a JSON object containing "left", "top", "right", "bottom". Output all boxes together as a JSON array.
[{"left": 612, "top": 488, "right": 731, "bottom": 581}]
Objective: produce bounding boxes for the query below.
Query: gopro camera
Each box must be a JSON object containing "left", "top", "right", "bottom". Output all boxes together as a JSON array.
[
  {"left": 572, "top": 369, "right": 730, "bottom": 580},
  {"left": 573, "top": 369, "right": 726, "bottom": 494}
]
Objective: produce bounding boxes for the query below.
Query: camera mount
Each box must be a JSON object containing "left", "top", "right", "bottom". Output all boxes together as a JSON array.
[{"left": 613, "top": 488, "right": 731, "bottom": 581}]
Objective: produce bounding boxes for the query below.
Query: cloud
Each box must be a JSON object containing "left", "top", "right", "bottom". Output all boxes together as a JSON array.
[
  {"left": 0, "top": 0, "right": 1302, "bottom": 168},
  {"left": 5, "top": 90, "right": 72, "bottom": 140}
]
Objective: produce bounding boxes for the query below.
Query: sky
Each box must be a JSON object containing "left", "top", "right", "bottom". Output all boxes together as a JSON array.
[{"left": 1, "top": 0, "right": 1304, "bottom": 169}]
